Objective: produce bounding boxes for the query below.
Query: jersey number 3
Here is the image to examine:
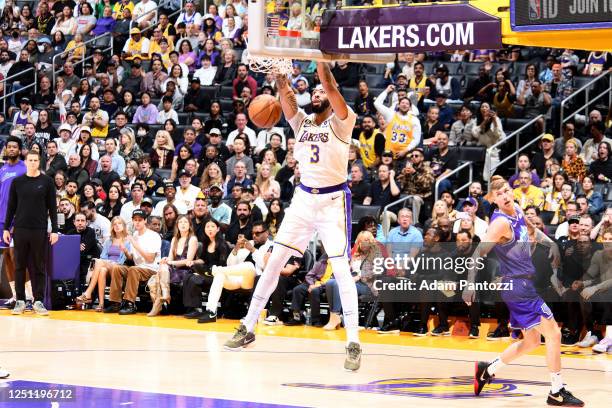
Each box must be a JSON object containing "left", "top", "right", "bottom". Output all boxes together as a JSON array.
[{"left": 310, "top": 145, "right": 320, "bottom": 163}]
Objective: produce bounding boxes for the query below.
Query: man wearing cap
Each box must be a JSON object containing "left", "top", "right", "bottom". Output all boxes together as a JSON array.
[
  {"left": 105, "top": 208, "right": 161, "bottom": 315},
  {"left": 183, "top": 77, "right": 211, "bottom": 113},
  {"left": 175, "top": 169, "right": 202, "bottom": 211},
  {"left": 433, "top": 64, "right": 461, "bottom": 101},
  {"left": 153, "top": 181, "right": 188, "bottom": 216},
  {"left": 122, "top": 27, "right": 151, "bottom": 61},
  {"left": 207, "top": 183, "right": 232, "bottom": 226},
  {"left": 121, "top": 62, "right": 146, "bottom": 95},
  {"left": 288, "top": 62, "right": 307, "bottom": 88},
  {"left": 452, "top": 197, "right": 488, "bottom": 240},
  {"left": 36, "top": 37, "right": 54, "bottom": 72},
  {"left": 140, "top": 197, "right": 154, "bottom": 218},
  {"left": 120, "top": 183, "right": 145, "bottom": 224},
  {"left": 133, "top": 0, "right": 157, "bottom": 30},
  {"left": 532, "top": 133, "right": 559, "bottom": 178},
  {"left": 11, "top": 97, "right": 38, "bottom": 133},
  {"left": 513, "top": 171, "right": 545, "bottom": 211},
  {"left": 44, "top": 140, "right": 67, "bottom": 178},
  {"left": 207, "top": 128, "right": 230, "bottom": 161},
  {"left": 54, "top": 123, "right": 75, "bottom": 157}
]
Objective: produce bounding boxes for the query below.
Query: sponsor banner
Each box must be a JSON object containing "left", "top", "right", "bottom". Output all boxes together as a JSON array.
[
  {"left": 363, "top": 241, "right": 612, "bottom": 303},
  {"left": 513, "top": 0, "right": 612, "bottom": 31},
  {"left": 319, "top": 3, "right": 502, "bottom": 54}
]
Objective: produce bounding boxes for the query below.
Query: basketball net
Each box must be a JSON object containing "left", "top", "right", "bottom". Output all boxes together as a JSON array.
[{"left": 245, "top": 35, "right": 293, "bottom": 75}]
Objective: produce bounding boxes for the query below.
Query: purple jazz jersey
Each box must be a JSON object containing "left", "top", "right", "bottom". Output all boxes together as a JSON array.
[
  {"left": 0, "top": 160, "right": 26, "bottom": 247},
  {"left": 492, "top": 204, "right": 553, "bottom": 330}
]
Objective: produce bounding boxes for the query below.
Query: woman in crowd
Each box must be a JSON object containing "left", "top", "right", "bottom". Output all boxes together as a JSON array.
[
  {"left": 119, "top": 128, "right": 144, "bottom": 162},
  {"left": 52, "top": 30, "right": 66, "bottom": 54},
  {"left": 18, "top": 5, "right": 34, "bottom": 31},
  {"left": 221, "top": 16, "right": 240, "bottom": 43},
  {"left": 100, "top": 185, "right": 124, "bottom": 219},
  {"left": 581, "top": 175, "right": 604, "bottom": 216},
  {"left": 54, "top": 171, "right": 67, "bottom": 196},
  {"left": 177, "top": 40, "right": 197, "bottom": 73},
  {"left": 74, "top": 79, "right": 94, "bottom": 110},
  {"left": 74, "top": 2, "right": 96, "bottom": 36},
  {"left": 544, "top": 171, "right": 570, "bottom": 213},
  {"left": 265, "top": 198, "right": 285, "bottom": 238},
  {"left": 198, "top": 38, "right": 220, "bottom": 65},
  {"left": 516, "top": 63, "right": 539, "bottom": 100},
  {"left": 425, "top": 199, "right": 451, "bottom": 229},
  {"left": 117, "top": 90, "right": 138, "bottom": 121},
  {"left": 163, "top": 119, "right": 182, "bottom": 146},
  {"left": 79, "top": 143, "right": 98, "bottom": 177},
  {"left": 261, "top": 149, "right": 282, "bottom": 177},
  {"left": 473, "top": 102, "right": 504, "bottom": 180},
  {"left": 255, "top": 162, "right": 280, "bottom": 201},
  {"left": 34, "top": 109, "right": 58, "bottom": 141},
  {"left": 199, "top": 162, "right": 224, "bottom": 194},
  {"left": 324, "top": 230, "right": 377, "bottom": 330},
  {"left": 69, "top": 130, "right": 100, "bottom": 160},
  {"left": 148, "top": 215, "right": 198, "bottom": 316},
  {"left": 80, "top": 182, "right": 100, "bottom": 206},
  {"left": 222, "top": 4, "right": 242, "bottom": 29},
  {"left": 62, "top": 33, "right": 86, "bottom": 63},
  {"left": 550, "top": 182, "right": 575, "bottom": 225},
  {"left": 422, "top": 106, "right": 444, "bottom": 143},
  {"left": 170, "top": 144, "right": 194, "bottom": 181},
  {"left": 150, "top": 130, "right": 175, "bottom": 169},
  {"left": 562, "top": 139, "right": 586, "bottom": 183},
  {"left": 124, "top": 160, "right": 139, "bottom": 189},
  {"left": 133, "top": 92, "right": 159, "bottom": 125},
  {"left": 51, "top": 5, "right": 76, "bottom": 36},
  {"left": 204, "top": 100, "right": 226, "bottom": 134},
  {"left": 76, "top": 217, "right": 131, "bottom": 311},
  {"left": 213, "top": 49, "right": 237, "bottom": 86},
  {"left": 163, "top": 65, "right": 189, "bottom": 97},
  {"left": 183, "top": 218, "right": 229, "bottom": 318}
]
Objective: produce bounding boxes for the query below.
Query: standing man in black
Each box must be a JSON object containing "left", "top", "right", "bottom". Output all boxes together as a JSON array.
[{"left": 3, "top": 151, "right": 58, "bottom": 316}]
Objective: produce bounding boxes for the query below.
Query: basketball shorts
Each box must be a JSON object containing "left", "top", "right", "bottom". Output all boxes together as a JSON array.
[
  {"left": 274, "top": 183, "right": 351, "bottom": 259},
  {"left": 502, "top": 277, "right": 554, "bottom": 330}
]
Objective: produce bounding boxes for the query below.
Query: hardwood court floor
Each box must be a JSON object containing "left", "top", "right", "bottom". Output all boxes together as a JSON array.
[{"left": 0, "top": 311, "right": 610, "bottom": 407}]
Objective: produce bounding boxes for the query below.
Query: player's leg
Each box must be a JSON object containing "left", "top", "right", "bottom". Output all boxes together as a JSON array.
[{"left": 535, "top": 316, "right": 584, "bottom": 406}]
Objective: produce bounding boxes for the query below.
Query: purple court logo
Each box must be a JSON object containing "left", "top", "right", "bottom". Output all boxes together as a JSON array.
[{"left": 284, "top": 376, "right": 550, "bottom": 399}]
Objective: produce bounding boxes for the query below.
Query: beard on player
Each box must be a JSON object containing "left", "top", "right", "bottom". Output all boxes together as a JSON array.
[{"left": 311, "top": 98, "right": 331, "bottom": 114}]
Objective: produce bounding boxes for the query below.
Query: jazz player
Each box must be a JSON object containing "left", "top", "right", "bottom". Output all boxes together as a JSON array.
[
  {"left": 224, "top": 62, "right": 362, "bottom": 371},
  {"left": 465, "top": 178, "right": 584, "bottom": 406}
]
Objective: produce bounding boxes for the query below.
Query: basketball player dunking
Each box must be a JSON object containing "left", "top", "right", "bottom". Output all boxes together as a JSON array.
[
  {"left": 224, "top": 62, "right": 362, "bottom": 371},
  {"left": 465, "top": 179, "right": 584, "bottom": 406}
]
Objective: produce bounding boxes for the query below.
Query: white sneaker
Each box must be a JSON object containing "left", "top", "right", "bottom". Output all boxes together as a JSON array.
[
  {"left": 33, "top": 301, "right": 49, "bottom": 316},
  {"left": 11, "top": 300, "right": 25, "bottom": 315},
  {"left": 592, "top": 337, "right": 612, "bottom": 354},
  {"left": 263, "top": 315, "right": 283, "bottom": 326},
  {"left": 0, "top": 367, "right": 9, "bottom": 379},
  {"left": 576, "top": 331, "right": 598, "bottom": 348}
]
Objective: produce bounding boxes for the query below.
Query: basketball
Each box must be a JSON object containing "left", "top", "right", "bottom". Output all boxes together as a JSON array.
[{"left": 248, "top": 94, "right": 282, "bottom": 129}]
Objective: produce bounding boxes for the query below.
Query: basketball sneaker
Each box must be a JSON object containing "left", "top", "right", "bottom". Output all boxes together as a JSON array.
[
  {"left": 33, "top": 301, "right": 49, "bottom": 316},
  {"left": 468, "top": 325, "right": 480, "bottom": 339},
  {"left": 431, "top": 325, "right": 451, "bottom": 336},
  {"left": 224, "top": 324, "right": 255, "bottom": 350},
  {"left": 561, "top": 329, "right": 577, "bottom": 347},
  {"left": 197, "top": 310, "right": 217, "bottom": 324},
  {"left": 474, "top": 361, "right": 494, "bottom": 396},
  {"left": 263, "top": 315, "right": 283, "bottom": 326},
  {"left": 344, "top": 342, "right": 361, "bottom": 372},
  {"left": 576, "top": 331, "right": 598, "bottom": 348},
  {"left": 486, "top": 324, "right": 510, "bottom": 341},
  {"left": 0, "top": 298, "right": 15, "bottom": 309},
  {"left": 377, "top": 321, "right": 400, "bottom": 334},
  {"left": 546, "top": 388, "right": 585, "bottom": 406},
  {"left": 0, "top": 366, "right": 9, "bottom": 379},
  {"left": 592, "top": 337, "right": 612, "bottom": 354},
  {"left": 11, "top": 300, "right": 25, "bottom": 315}
]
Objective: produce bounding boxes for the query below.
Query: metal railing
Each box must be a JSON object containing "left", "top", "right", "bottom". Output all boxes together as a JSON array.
[
  {"left": 52, "top": 32, "right": 113, "bottom": 89},
  {"left": 381, "top": 195, "right": 419, "bottom": 238},
  {"left": 434, "top": 161, "right": 473, "bottom": 201},
  {"left": 561, "top": 71, "right": 612, "bottom": 126},
  {"left": 0, "top": 67, "right": 37, "bottom": 114},
  {"left": 487, "top": 114, "right": 544, "bottom": 182}
]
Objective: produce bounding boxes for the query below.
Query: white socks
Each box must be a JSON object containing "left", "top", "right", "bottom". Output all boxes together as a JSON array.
[
  {"left": 9, "top": 281, "right": 16, "bottom": 300},
  {"left": 606, "top": 325, "right": 612, "bottom": 339},
  {"left": 25, "top": 281, "right": 33, "bottom": 301},
  {"left": 487, "top": 356, "right": 506, "bottom": 376},
  {"left": 550, "top": 371, "right": 564, "bottom": 394}
]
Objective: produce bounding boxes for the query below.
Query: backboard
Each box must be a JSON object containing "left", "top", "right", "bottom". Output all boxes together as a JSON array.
[{"left": 248, "top": 0, "right": 395, "bottom": 64}]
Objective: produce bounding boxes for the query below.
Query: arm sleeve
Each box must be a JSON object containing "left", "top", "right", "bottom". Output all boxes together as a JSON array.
[
  {"left": 47, "top": 176, "right": 58, "bottom": 233},
  {"left": 4, "top": 179, "right": 18, "bottom": 227},
  {"left": 373, "top": 90, "right": 395, "bottom": 123}
]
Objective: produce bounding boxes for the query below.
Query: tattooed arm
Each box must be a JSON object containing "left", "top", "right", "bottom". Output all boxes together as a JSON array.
[
  {"left": 317, "top": 62, "right": 349, "bottom": 120},
  {"left": 276, "top": 73, "right": 299, "bottom": 122}
]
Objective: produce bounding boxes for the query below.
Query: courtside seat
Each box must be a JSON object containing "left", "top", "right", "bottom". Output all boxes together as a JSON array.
[{"left": 352, "top": 204, "right": 381, "bottom": 224}]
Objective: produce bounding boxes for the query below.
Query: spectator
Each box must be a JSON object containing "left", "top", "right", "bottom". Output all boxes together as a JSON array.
[
  {"left": 516, "top": 63, "right": 540, "bottom": 100},
  {"left": 119, "top": 183, "right": 145, "bottom": 224},
  {"left": 226, "top": 113, "right": 256, "bottom": 150},
  {"left": 153, "top": 181, "right": 188, "bottom": 217},
  {"left": 94, "top": 155, "right": 121, "bottom": 193},
  {"left": 428, "top": 131, "right": 458, "bottom": 194},
  {"left": 100, "top": 185, "right": 125, "bottom": 219},
  {"left": 434, "top": 92, "right": 454, "bottom": 129},
  {"left": 562, "top": 139, "right": 586, "bottom": 183},
  {"left": 68, "top": 212, "right": 100, "bottom": 283},
  {"left": 452, "top": 198, "right": 488, "bottom": 239},
  {"left": 353, "top": 80, "right": 376, "bottom": 116},
  {"left": 582, "top": 122, "right": 612, "bottom": 166},
  {"left": 82, "top": 201, "right": 112, "bottom": 246},
  {"left": 509, "top": 154, "right": 541, "bottom": 188},
  {"left": 349, "top": 164, "right": 370, "bottom": 205},
  {"left": 294, "top": 78, "right": 310, "bottom": 108},
  {"left": 397, "top": 148, "right": 435, "bottom": 222},
  {"left": 581, "top": 176, "right": 604, "bottom": 216},
  {"left": 74, "top": 2, "right": 96, "bottom": 35},
  {"left": 183, "top": 77, "right": 211, "bottom": 113},
  {"left": 331, "top": 61, "right": 359, "bottom": 87},
  {"left": 363, "top": 164, "right": 400, "bottom": 208},
  {"left": 226, "top": 200, "right": 254, "bottom": 245},
  {"left": 473, "top": 103, "right": 504, "bottom": 180},
  {"left": 193, "top": 54, "right": 217, "bottom": 85},
  {"left": 357, "top": 115, "right": 385, "bottom": 170},
  {"left": 104, "top": 208, "right": 161, "bottom": 314},
  {"left": 590, "top": 141, "right": 612, "bottom": 183},
  {"left": 137, "top": 156, "right": 161, "bottom": 196},
  {"left": 464, "top": 64, "right": 494, "bottom": 103},
  {"left": 513, "top": 170, "right": 545, "bottom": 210},
  {"left": 422, "top": 106, "right": 444, "bottom": 143},
  {"left": 44, "top": 140, "right": 67, "bottom": 178},
  {"left": 132, "top": 92, "right": 159, "bottom": 125},
  {"left": 450, "top": 104, "right": 477, "bottom": 146},
  {"left": 133, "top": 0, "right": 157, "bottom": 30},
  {"left": 119, "top": 128, "right": 144, "bottom": 163},
  {"left": 432, "top": 64, "right": 461, "bottom": 101},
  {"left": 555, "top": 201, "right": 579, "bottom": 240},
  {"left": 175, "top": 169, "right": 202, "bottom": 211},
  {"left": 66, "top": 153, "right": 90, "bottom": 188},
  {"left": 265, "top": 199, "right": 285, "bottom": 238},
  {"left": 213, "top": 49, "right": 237, "bottom": 86}
]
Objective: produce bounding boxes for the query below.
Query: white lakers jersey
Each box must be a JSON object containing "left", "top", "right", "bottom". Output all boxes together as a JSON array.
[{"left": 288, "top": 107, "right": 357, "bottom": 188}]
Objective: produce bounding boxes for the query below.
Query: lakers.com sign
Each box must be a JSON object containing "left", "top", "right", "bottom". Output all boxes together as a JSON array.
[{"left": 319, "top": 3, "right": 502, "bottom": 54}]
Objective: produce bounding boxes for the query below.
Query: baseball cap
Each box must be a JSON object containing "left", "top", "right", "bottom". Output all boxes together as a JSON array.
[
  {"left": 141, "top": 197, "right": 153, "bottom": 207},
  {"left": 20, "top": 97, "right": 30, "bottom": 104},
  {"left": 203, "top": 13, "right": 214, "bottom": 20},
  {"left": 568, "top": 215, "right": 581, "bottom": 224},
  {"left": 163, "top": 181, "right": 176, "bottom": 190},
  {"left": 178, "top": 169, "right": 192, "bottom": 178},
  {"left": 542, "top": 134, "right": 554, "bottom": 142},
  {"left": 37, "top": 37, "right": 51, "bottom": 45},
  {"left": 209, "top": 183, "right": 223, "bottom": 191},
  {"left": 130, "top": 183, "right": 143, "bottom": 191},
  {"left": 242, "top": 185, "right": 255, "bottom": 194},
  {"left": 209, "top": 128, "right": 221, "bottom": 136},
  {"left": 90, "top": 178, "right": 102, "bottom": 186},
  {"left": 382, "top": 150, "right": 394, "bottom": 157},
  {"left": 132, "top": 209, "right": 147, "bottom": 219},
  {"left": 191, "top": 77, "right": 200, "bottom": 83},
  {"left": 463, "top": 197, "right": 478, "bottom": 207},
  {"left": 131, "top": 62, "right": 141, "bottom": 69},
  {"left": 130, "top": 27, "right": 141, "bottom": 35},
  {"left": 396, "top": 73, "right": 407, "bottom": 80},
  {"left": 436, "top": 91, "right": 449, "bottom": 99},
  {"left": 96, "top": 204, "right": 105, "bottom": 214},
  {"left": 80, "top": 126, "right": 92, "bottom": 134},
  {"left": 93, "top": 48, "right": 103, "bottom": 54}
]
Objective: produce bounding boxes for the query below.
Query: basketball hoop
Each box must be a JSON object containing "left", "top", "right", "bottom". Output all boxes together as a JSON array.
[{"left": 247, "top": 54, "right": 293, "bottom": 76}]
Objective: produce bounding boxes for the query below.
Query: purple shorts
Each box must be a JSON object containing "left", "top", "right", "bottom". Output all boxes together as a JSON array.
[{"left": 501, "top": 277, "right": 554, "bottom": 330}]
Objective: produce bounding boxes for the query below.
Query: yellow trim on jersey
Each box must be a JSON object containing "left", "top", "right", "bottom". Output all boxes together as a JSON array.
[{"left": 384, "top": 114, "right": 415, "bottom": 155}]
